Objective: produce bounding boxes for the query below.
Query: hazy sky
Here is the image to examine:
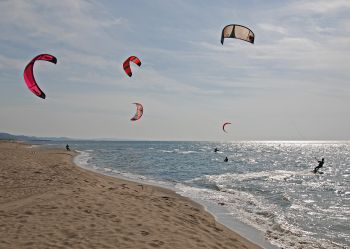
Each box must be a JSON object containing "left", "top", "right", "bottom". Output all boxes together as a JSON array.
[{"left": 1, "top": 0, "right": 350, "bottom": 140}]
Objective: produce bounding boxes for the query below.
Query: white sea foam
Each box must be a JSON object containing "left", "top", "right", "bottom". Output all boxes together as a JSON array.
[
  {"left": 159, "top": 149, "right": 198, "bottom": 154},
  {"left": 182, "top": 168, "right": 349, "bottom": 249},
  {"left": 175, "top": 181, "right": 345, "bottom": 249},
  {"left": 303, "top": 199, "right": 315, "bottom": 203},
  {"left": 159, "top": 149, "right": 173, "bottom": 153},
  {"left": 74, "top": 150, "right": 93, "bottom": 168},
  {"left": 189, "top": 170, "right": 301, "bottom": 184}
]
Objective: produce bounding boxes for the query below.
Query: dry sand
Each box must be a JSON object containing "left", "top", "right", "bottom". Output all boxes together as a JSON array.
[{"left": 0, "top": 141, "right": 261, "bottom": 249}]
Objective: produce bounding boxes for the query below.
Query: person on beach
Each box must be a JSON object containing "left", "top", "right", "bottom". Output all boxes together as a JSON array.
[
  {"left": 224, "top": 156, "right": 228, "bottom": 162},
  {"left": 214, "top": 148, "right": 219, "bottom": 153},
  {"left": 66, "top": 144, "right": 70, "bottom": 151},
  {"left": 313, "top": 157, "right": 324, "bottom": 173}
]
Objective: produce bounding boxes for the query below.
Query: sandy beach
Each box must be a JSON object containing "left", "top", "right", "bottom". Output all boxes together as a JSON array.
[{"left": 0, "top": 141, "right": 261, "bottom": 249}]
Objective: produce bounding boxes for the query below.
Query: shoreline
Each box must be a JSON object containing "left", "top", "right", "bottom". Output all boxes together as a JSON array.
[
  {"left": 74, "top": 149, "right": 278, "bottom": 249},
  {"left": 0, "top": 140, "right": 263, "bottom": 249},
  {"left": 70, "top": 140, "right": 349, "bottom": 249}
]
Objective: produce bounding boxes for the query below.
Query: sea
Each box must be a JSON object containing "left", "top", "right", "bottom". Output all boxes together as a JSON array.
[{"left": 36, "top": 140, "right": 349, "bottom": 249}]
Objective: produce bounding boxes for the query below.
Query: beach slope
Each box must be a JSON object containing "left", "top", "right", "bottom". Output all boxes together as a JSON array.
[{"left": 0, "top": 141, "right": 261, "bottom": 249}]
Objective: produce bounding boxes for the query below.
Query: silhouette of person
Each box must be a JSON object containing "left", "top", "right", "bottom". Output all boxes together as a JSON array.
[
  {"left": 224, "top": 156, "right": 228, "bottom": 162},
  {"left": 214, "top": 148, "right": 219, "bottom": 153},
  {"left": 66, "top": 144, "right": 70, "bottom": 151},
  {"left": 313, "top": 157, "right": 324, "bottom": 173}
]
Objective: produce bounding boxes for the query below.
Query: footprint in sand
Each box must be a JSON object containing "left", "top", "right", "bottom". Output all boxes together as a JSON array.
[
  {"left": 121, "top": 184, "right": 129, "bottom": 190},
  {"left": 190, "top": 207, "right": 200, "bottom": 212},
  {"left": 149, "top": 240, "right": 164, "bottom": 247}
]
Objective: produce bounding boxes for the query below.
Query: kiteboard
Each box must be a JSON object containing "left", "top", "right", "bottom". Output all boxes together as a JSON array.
[{"left": 311, "top": 170, "right": 324, "bottom": 175}]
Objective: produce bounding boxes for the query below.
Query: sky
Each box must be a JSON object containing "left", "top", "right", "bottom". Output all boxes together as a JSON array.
[{"left": 1, "top": 0, "right": 350, "bottom": 141}]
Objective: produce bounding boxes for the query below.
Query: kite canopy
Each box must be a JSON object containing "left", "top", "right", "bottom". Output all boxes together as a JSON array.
[
  {"left": 222, "top": 122, "right": 231, "bottom": 133},
  {"left": 131, "top": 103, "right": 143, "bottom": 121},
  {"left": 221, "top": 24, "right": 255, "bottom": 45},
  {"left": 123, "top": 56, "right": 141, "bottom": 77},
  {"left": 23, "top": 54, "right": 57, "bottom": 99}
]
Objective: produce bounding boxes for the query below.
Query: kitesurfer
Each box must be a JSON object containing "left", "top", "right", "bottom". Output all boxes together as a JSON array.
[
  {"left": 214, "top": 148, "right": 219, "bottom": 153},
  {"left": 224, "top": 157, "right": 228, "bottom": 162},
  {"left": 313, "top": 157, "right": 324, "bottom": 173},
  {"left": 66, "top": 144, "right": 70, "bottom": 151}
]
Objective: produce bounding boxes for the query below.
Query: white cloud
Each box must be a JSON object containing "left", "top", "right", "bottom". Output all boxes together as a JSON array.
[
  {"left": 0, "top": 0, "right": 128, "bottom": 51},
  {"left": 0, "top": 54, "right": 25, "bottom": 70},
  {"left": 1, "top": 1, "right": 350, "bottom": 140},
  {"left": 291, "top": 0, "right": 350, "bottom": 14},
  {"left": 259, "top": 23, "right": 287, "bottom": 34}
]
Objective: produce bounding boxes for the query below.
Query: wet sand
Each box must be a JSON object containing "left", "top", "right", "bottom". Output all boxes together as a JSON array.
[{"left": 0, "top": 141, "right": 261, "bottom": 249}]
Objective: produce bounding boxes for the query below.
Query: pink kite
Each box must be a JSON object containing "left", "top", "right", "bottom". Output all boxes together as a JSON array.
[
  {"left": 123, "top": 56, "right": 141, "bottom": 77},
  {"left": 131, "top": 103, "right": 143, "bottom": 121},
  {"left": 23, "top": 54, "right": 57, "bottom": 99}
]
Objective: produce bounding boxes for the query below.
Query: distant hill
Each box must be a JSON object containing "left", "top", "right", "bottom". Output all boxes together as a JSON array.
[
  {"left": 0, "top": 133, "right": 16, "bottom": 140},
  {"left": 0, "top": 132, "right": 72, "bottom": 141}
]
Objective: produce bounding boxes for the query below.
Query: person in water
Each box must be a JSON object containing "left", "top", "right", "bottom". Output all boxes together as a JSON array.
[
  {"left": 66, "top": 144, "right": 70, "bottom": 151},
  {"left": 313, "top": 157, "right": 324, "bottom": 173},
  {"left": 214, "top": 148, "right": 219, "bottom": 153},
  {"left": 224, "top": 156, "right": 228, "bottom": 162}
]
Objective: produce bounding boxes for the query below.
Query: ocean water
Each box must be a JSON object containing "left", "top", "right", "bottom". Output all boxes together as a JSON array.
[{"left": 39, "top": 141, "right": 349, "bottom": 249}]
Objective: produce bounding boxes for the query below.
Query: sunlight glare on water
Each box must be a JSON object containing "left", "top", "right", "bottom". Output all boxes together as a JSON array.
[{"left": 42, "top": 140, "right": 349, "bottom": 249}]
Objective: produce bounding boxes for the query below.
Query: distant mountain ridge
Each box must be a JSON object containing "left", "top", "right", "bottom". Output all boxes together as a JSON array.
[
  {"left": 0, "top": 132, "right": 72, "bottom": 141},
  {"left": 0, "top": 132, "right": 135, "bottom": 142}
]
